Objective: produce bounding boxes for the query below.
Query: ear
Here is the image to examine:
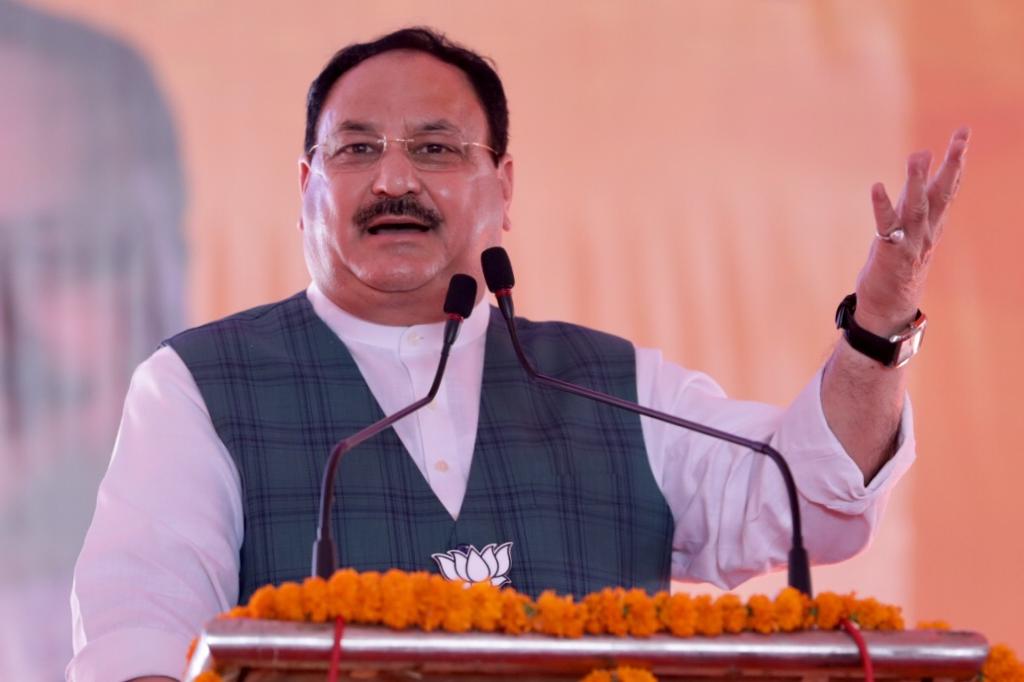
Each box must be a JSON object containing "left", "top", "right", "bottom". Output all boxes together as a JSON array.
[
  {"left": 497, "top": 154, "right": 514, "bottom": 232},
  {"left": 297, "top": 156, "right": 312, "bottom": 232}
]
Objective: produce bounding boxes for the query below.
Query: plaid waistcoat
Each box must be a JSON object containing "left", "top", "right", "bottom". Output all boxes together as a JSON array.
[{"left": 167, "top": 292, "right": 674, "bottom": 602}]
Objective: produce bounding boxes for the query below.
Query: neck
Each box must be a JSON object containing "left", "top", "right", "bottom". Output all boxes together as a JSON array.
[{"left": 316, "top": 280, "right": 476, "bottom": 326}]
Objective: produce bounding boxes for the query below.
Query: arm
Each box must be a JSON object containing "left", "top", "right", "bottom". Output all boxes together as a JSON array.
[
  {"left": 822, "top": 128, "right": 970, "bottom": 483},
  {"left": 69, "top": 347, "right": 242, "bottom": 682},
  {"left": 639, "top": 353, "right": 914, "bottom": 588}
]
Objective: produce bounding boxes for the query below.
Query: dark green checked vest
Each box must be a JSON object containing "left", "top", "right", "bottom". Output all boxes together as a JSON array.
[{"left": 167, "top": 292, "right": 674, "bottom": 603}]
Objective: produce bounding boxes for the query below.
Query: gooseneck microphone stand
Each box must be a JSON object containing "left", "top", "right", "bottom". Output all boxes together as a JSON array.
[
  {"left": 480, "top": 247, "right": 812, "bottom": 595},
  {"left": 311, "top": 274, "right": 478, "bottom": 579}
]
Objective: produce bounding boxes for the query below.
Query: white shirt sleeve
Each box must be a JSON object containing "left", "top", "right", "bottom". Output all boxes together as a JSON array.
[
  {"left": 68, "top": 346, "right": 242, "bottom": 682},
  {"left": 635, "top": 347, "right": 915, "bottom": 589}
]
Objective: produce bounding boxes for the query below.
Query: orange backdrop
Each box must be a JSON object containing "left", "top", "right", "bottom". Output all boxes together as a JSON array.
[{"left": 27, "top": 0, "right": 1024, "bottom": 652}]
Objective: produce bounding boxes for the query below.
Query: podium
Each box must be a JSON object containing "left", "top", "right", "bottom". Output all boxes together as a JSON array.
[{"left": 184, "top": 618, "right": 988, "bottom": 681}]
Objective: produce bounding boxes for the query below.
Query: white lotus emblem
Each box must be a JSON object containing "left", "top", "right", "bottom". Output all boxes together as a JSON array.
[{"left": 431, "top": 542, "right": 513, "bottom": 587}]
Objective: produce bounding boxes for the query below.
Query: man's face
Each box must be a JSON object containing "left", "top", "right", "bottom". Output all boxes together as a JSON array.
[{"left": 299, "top": 50, "right": 513, "bottom": 319}]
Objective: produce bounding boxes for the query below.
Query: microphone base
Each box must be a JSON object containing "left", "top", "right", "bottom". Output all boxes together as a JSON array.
[
  {"left": 312, "top": 538, "right": 337, "bottom": 580},
  {"left": 788, "top": 546, "right": 813, "bottom": 595}
]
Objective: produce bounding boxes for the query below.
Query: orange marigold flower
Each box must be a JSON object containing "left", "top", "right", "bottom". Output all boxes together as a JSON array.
[
  {"left": 468, "top": 581, "right": 504, "bottom": 632},
  {"left": 220, "top": 605, "right": 252, "bottom": 620},
  {"left": 326, "top": 568, "right": 360, "bottom": 620},
  {"left": 381, "top": 569, "right": 418, "bottom": 630},
  {"left": 499, "top": 589, "right": 534, "bottom": 635},
  {"left": 580, "top": 671, "right": 613, "bottom": 682},
  {"left": 624, "top": 589, "right": 660, "bottom": 637},
  {"left": 747, "top": 594, "right": 775, "bottom": 635},
  {"left": 982, "top": 644, "right": 1024, "bottom": 682},
  {"left": 659, "top": 593, "right": 697, "bottom": 637},
  {"left": 584, "top": 588, "right": 629, "bottom": 636},
  {"left": 354, "top": 571, "right": 383, "bottom": 623},
  {"left": 916, "top": 620, "right": 951, "bottom": 630},
  {"left": 301, "top": 576, "right": 329, "bottom": 623},
  {"left": 773, "top": 587, "right": 807, "bottom": 633},
  {"left": 716, "top": 594, "right": 746, "bottom": 634},
  {"left": 534, "top": 591, "right": 586, "bottom": 638},
  {"left": 275, "top": 581, "right": 305, "bottom": 621},
  {"left": 414, "top": 573, "right": 452, "bottom": 631},
  {"left": 813, "top": 592, "right": 845, "bottom": 630},
  {"left": 694, "top": 595, "right": 723, "bottom": 637},
  {"left": 442, "top": 579, "right": 474, "bottom": 633},
  {"left": 248, "top": 584, "right": 278, "bottom": 620},
  {"left": 615, "top": 666, "right": 658, "bottom": 682}
]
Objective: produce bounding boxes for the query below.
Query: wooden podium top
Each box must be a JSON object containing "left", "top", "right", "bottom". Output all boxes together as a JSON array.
[{"left": 185, "top": 618, "right": 988, "bottom": 681}]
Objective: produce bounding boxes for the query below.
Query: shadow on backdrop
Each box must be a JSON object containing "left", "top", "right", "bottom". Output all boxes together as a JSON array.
[{"left": 0, "top": 1, "right": 186, "bottom": 678}]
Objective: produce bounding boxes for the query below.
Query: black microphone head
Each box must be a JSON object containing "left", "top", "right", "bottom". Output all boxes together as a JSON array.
[
  {"left": 444, "top": 274, "right": 478, "bottom": 318},
  {"left": 481, "top": 246, "right": 515, "bottom": 293}
]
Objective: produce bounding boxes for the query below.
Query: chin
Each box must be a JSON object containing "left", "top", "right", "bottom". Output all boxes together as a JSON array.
[{"left": 354, "top": 261, "right": 448, "bottom": 294}]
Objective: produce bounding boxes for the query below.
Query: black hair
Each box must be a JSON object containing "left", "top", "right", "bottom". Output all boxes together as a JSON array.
[{"left": 304, "top": 27, "right": 509, "bottom": 164}]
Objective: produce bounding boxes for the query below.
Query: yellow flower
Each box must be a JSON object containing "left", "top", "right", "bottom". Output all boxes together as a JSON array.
[{"left": 983, "top": 644, "right": 1024, "bottom": 682}]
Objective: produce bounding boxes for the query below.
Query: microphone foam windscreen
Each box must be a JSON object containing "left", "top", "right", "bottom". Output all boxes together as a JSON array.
[
  {"left": 444, "top": 274, "right": 478, "bottom": 318},
  {"left": 480, "top": 247, "right": 515, "bottom": 292}
]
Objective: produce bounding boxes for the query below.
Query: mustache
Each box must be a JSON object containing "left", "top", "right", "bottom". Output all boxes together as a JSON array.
[{"left": 353, "top": 196, "right": 443, "bottom": 230}]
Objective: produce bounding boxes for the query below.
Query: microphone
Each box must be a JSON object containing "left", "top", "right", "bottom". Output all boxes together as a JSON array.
[
  {"left": 480, "top": 247, "right": 812, "bottom": 595},
  {"left": 311, "top": 273, "right": 478, "bottom": 579}
]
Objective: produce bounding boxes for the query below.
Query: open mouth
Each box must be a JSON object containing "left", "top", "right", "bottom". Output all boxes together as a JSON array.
[{"left": 366, "top": 222, "right": 433, "bottom": 235}]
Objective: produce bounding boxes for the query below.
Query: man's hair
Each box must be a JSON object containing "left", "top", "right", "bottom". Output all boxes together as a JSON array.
[{"left": 304, "top": 27, "right": 509, "bottom": 164}]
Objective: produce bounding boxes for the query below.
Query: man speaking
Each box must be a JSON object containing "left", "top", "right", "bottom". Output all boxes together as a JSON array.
[{"left": 69, "top": 27, "right": 968, "bottom": 682}]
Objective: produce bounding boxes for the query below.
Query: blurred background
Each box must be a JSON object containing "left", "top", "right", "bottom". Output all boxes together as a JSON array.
[{"left": 1, "top": 1, "right": 1021, "bottom": 678}]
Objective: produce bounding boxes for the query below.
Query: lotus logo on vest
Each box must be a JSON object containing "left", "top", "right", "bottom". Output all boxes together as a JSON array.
[{"left": 431, "top": 542, "right": 513, "bottom": 587}]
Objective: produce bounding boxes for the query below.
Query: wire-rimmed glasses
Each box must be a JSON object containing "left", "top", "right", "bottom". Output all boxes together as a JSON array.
[{"left": 309, "top": 131, "right": 497, "bottom": 172}]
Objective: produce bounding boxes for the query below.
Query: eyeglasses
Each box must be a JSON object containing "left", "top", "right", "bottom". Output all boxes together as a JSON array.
[{"left": 309, "top": 131, "right": 497, "bottom": 172}]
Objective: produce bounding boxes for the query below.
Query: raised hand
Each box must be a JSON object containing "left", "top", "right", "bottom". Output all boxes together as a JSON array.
[{"left": 854, "top": 127, "right": 970, "bottom": 336}]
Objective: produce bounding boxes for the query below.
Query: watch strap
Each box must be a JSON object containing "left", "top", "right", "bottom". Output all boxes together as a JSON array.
[{"left": 834, "top": 293, "right": 926, "bottom": 367}]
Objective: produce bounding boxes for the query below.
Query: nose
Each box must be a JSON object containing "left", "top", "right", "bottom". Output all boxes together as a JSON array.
[{"left": 371, "top": 142, "right": 423, "bottom": 197}]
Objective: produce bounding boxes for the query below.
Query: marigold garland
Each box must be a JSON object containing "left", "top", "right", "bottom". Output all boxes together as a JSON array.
[{"left": 185, "top": 569, "right": 1022, "bottom": 682}]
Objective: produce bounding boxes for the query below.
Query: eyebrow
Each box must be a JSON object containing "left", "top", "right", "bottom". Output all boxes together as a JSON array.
[{"left": 328, "top": 119, "right": 463, "bottom": 136}]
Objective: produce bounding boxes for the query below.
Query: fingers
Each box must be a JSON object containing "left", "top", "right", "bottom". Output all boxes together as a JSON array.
[
  {"left": 900, "top": 150, "right": 932, "bottom": 239},
  {"left": 871, "top": 182, "right": 900, "bottom": 238},
  {"left": 927, "top": 126, "right": 971, "bottom": 225}
]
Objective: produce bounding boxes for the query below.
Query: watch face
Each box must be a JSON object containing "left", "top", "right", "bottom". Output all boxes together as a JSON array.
[{"left": 893, "top": 320, "right": 927, "bottom": 368}]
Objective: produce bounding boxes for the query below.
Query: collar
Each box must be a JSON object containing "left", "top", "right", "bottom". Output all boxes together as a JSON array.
[{"left": 306, "top": 281, "right": 491, "bottom": 353}]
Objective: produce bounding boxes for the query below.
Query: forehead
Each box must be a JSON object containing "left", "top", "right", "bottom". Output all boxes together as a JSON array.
[{"left": 318, "top": 50, "right": 488, "bottom": 137}]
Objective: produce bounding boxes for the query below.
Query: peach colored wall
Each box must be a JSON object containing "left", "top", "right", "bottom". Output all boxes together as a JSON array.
[{"left": 29, "top": 0, "right": 1024, "bottom": 651}]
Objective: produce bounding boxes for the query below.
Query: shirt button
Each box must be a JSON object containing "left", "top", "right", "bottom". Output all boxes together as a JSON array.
[
  {"left": 407, "top": 332, "right": 421, "bottom": 347},
  {"left": 434, "top": 460, "right": 449, "bottom": 473}
]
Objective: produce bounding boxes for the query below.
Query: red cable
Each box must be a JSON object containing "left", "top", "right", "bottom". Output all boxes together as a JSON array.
[
  {"left": 327, "top": 616, "right": 346, "bottom": 682},
  {"left": 840, "top": 617, "right": 874, "bottom": 682}
]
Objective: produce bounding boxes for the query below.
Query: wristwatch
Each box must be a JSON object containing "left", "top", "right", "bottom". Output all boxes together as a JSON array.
[{"left": 834, "top": 293, "right": 927, "bottom": 368}]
